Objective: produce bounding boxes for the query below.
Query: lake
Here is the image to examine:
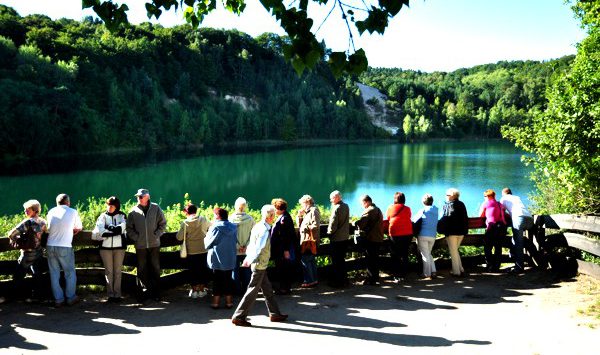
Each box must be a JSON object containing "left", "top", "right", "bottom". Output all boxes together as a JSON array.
[{"left": 0, "top": 141, "right": 534, "bottom": 217}]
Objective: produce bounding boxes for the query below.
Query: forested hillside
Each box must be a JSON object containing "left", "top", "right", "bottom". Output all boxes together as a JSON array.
[
  {"left": 359, "top": 58, "right": 574, "bottom": 139},
  {"left": 0, "top": 5, "right": 576, "bottom": 160},
  {"left": 0, "top": 6, "right": 382, "bottom": 159}
]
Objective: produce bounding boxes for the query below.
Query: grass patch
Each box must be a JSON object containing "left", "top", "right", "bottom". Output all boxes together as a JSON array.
[{"left": 576, "top": 275, "right": 600, "bottom": 329}]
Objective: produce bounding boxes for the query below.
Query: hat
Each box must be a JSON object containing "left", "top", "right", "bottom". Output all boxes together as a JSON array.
[{"left": 134, "top": 188, "right": 150, "bottom": 197}]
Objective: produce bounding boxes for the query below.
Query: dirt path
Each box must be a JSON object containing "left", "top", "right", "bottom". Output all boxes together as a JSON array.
[{"left": 1, "top": 270, "right": 598, "bottom": 354}]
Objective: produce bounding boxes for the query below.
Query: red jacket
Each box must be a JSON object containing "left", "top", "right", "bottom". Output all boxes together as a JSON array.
[{"left": 386, "top": 204, "right": 412, "bottom": 237}]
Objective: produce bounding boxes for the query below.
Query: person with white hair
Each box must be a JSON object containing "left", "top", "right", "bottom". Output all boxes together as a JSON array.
[
  {"left": 500, "top": 187, "right": 533, "bottom": 274},
  {"left": 438, "top": 188, "right": 468, "bottom": 277},
  {"left": 297, "top": 194, "right": 321, "bottom": 288},
  {"left": 327, "top": 190, "right": 350, "bottom": 288},
  {"left": 231, "top": 197, "right": 255, "bottom": 294},
  {"left": 232, "top": 204, "right": 288, "bottom": 327}
]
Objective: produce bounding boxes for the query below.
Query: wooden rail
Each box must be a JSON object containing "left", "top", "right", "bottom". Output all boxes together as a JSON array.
[
  {"left": 534, "top": 214, "right": 600, "bottom": 279},
  {"left": 1, "top": 214, "right": 598, "bottom": 297}
]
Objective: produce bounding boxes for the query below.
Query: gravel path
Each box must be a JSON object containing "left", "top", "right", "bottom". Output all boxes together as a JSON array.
[{"left": 0, "top": 270, "right": 598, "bottom": 354}]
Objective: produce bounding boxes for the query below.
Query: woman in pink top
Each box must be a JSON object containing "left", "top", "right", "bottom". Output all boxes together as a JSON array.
[{"left": 479, "top": 189, "right": 507, "bottom": 272}]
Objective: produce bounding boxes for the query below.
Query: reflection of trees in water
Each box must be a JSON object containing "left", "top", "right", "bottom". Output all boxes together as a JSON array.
[{"left": 0, "top": 142, "right": 531, "bottom": 215}]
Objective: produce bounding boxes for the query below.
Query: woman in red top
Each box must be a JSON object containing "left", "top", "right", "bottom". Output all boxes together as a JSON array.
[{"left": 385, "top": 192, "right": 413, "bottom": 282}]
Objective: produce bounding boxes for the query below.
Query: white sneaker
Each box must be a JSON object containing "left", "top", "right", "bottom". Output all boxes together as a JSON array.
[
  {"left": 188, "top": 290, "right": 198, "bottom": 299},
  {"left": 196, "top": 290, "right": 207, "bottom": 298}
]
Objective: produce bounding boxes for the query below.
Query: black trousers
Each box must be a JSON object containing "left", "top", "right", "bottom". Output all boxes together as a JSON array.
[
  {"left": 484, "top": 225, "right": 504, "bottom": 270},
  {"left": 14, "top": 251, "right": 46, "bottom": 300},
  {"left": 274, "top": 257, "right": 293, "bottom": 292},
  {"left": 390, "top": 236, "right": 412, "bottom": 277},
  {"left": 365, "top": 241, "right": 381, "bottom": 282},
  {"left": 212, "top": 269, "right": 234, "bottom": 296},
  {"left": 136, "top": 247, "right": 161, "bottom": 299},
  {"left": 330, "top": 240, "right": 349, "bottom": 286}
]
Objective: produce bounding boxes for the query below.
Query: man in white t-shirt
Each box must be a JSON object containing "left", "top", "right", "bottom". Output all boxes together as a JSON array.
[
  {"left": 46, "top": 193, "right": 82, "bottom": 307},
  {"left": 500, "top": 188, "right": 533, "bottom": 274}
]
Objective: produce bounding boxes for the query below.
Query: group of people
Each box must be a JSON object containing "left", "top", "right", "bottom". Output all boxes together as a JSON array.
[{"left": 5, "top": 186, "right": 533, "bottom": 326}]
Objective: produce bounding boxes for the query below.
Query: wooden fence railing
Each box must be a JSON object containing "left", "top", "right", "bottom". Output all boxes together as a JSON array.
[
  {"left": 533, "top": 214, "right": 600, "bottom": 279},
  {"left": 1, "top": 214, "right": 598, "bottom": 296}
]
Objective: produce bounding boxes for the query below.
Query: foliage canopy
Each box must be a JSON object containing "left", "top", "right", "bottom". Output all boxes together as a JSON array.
[
  {"left": 83, "top": 0, "right": 410, "bottom": 77},
  {"left": 502, "top": 0, "right": 600, "bottom": 213}
]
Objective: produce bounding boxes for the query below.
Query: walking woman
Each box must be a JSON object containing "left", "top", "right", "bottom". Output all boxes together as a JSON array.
[{"left": 92, "top": 196, "right": 127, "bottom": 302}]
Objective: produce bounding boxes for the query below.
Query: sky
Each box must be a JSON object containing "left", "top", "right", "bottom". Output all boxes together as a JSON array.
[{"left": 1, "top": 0, "right": 587, "bottom": 72}]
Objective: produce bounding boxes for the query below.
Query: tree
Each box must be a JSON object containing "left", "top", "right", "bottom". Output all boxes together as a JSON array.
[
  {"left": 502, "top": 0, "right": 600, "bottom": 213},
  {"left": 83, "top": 0, "right": 410, "bottom": 76}
]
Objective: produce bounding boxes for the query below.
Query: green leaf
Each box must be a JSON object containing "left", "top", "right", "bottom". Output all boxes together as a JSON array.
[
  {"left": 346, "top": 49, "right": 368, "bottom": 75},
  {"left": 290, "top": 56, "right": 305, "bottom": 76},
  {"left": 145, "top": 3, "right": 163, "bottom": 19},
  {"left": 356, "top": 7, "right": 389, "bottom": 34},
  {"left": 82, "top": 0, "right": 100, "bottom": 9},
  {"left": 299, "top": 0, "right": 308, "bottom": 11},
  {"left": 379, "top": 0, "right": 409, "bottom": 17},
  {"left": 328, "top": 51, "right": 347, "bottom": 79}
]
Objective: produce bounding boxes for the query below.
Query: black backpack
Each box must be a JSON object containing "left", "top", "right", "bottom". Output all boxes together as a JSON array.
[{"left": 10, "top": 220, "right": 38, "bottom": 250}]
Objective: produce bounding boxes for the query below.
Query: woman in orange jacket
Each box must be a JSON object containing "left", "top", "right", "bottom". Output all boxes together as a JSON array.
[{"left": 385, "top": 192, "right": 413, "bottom": 282}]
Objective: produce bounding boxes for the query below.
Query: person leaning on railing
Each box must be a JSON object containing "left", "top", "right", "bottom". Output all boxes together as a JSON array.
[
  {"left": 7, "top": 199, "right": 47, "bottom": 303},
  {"left": 500, "top": 187, "right": 534, "bottom": 274},
  {"left": 479, "top": 189, "right": 508, "bottom": 272},
  {"left": 46, "top": 193, "right": 83, "bottom": 307},
  {"left": 412, "top": 193, "right": 439, "bottom": 279},
  {"left": 176, "top": 203, "right": 211, "bottom": 299},
  {"left": 386, "top": 192, "right": 413, "bottom": 283},
  {"left": 438, "top": 188, "right": 468, "bottom": 277},
  {"left": 353, "top": 195, "right": 384, "bottom": 286}
]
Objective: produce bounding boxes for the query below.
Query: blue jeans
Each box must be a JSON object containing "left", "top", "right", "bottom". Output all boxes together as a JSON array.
[
  {"left": 46, "top": 246, "right": 77, "bottom": 303},
  {"left": 301, "top": 254, "right": 318, "bottom": 284},
  {"left": 511, "top": 216, "right": 534, "bottom": 270}
]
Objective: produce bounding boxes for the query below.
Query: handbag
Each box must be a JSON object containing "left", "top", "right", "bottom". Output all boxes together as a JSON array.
[
  {"left": 437, "top": 216, "right": 448, "bottom": 235},
  {"left": 412, "top": 218, "right": 423, "bottom": 237},
  {"left": 381, "top": 219, "right": 390, "bottom": 234},
  {"left": 180, "top": 223, "right": 188, "bottom": 258},
  {"left": 300, "top": 228, "right": 317, "bottom": 255}
]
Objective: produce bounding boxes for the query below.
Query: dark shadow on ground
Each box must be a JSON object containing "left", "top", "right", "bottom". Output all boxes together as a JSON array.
[{"left": 0, "top": 268, "right": 573, "bottom": 350}]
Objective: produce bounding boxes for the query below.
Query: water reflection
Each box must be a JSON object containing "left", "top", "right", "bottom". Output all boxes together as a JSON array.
[{"left": 0, "top": 141, "right": 533, "bottom": 216}]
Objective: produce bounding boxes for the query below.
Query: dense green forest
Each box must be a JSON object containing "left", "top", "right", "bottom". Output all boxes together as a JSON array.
[
  {"left": 0, "top": 5, "right": 383, "bottom": 159},
  {"left": 0, "top": 5, "right": 575, "bottom": 160},
  {"left": 503, "top": 0, "right": 599, "bottom": 214},
  {"left": 359, "top": 58, "right": 574, "bottom": 140}
]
